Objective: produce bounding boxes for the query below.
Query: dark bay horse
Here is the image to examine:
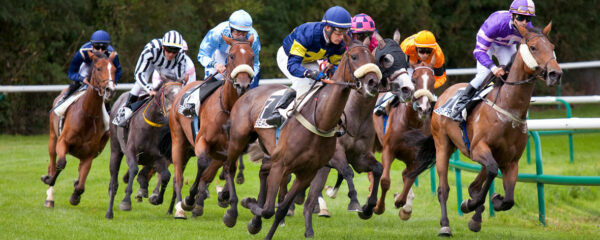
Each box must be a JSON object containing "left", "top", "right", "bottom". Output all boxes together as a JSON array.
[
  {"left": 105, "top": 81, "right": 183, "bottom": 219},
  {"left": 42, "top": 51, "right": 117, "bottom": 207},
  {"left": 168, "top": 35, "right": 254, "bottom": 219},
  {"left": 371, "top": 60, "right": 437, "bottom": 220},
  {"left": 225, "top": 36, "right": 382, "bottom": 239},
  {"left": 411, "top": 23, "right": 561, "bottom": 236}
]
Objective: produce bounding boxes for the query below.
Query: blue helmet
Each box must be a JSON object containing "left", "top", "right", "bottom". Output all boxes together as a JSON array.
[
  {"left": 322, "top": 6, "right": 352, "bottom": 29},
  {"left": 90, "top": 30, "right": 111, "bottom": 43},
  {"left": 229, "top": 10, "right": 253, "bottom": 32}
]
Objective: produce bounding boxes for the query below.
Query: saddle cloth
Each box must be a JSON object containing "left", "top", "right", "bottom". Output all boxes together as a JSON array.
[
  {"left": 53, "top": 88, "right": 110, "bottom": 132},
  {"left": 255, "top": 83, "right": 323, "bottom": 129},
  {"left": 177, "top": 77, "right": 224, "bottom": 116},
  {"left": 434, "top": 84, "right": 495, "bottom": 120}
]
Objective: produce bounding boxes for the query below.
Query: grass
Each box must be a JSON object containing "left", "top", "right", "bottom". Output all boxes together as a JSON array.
[{"left": 0, "top": 105, "right": 599, "bottom": 239}]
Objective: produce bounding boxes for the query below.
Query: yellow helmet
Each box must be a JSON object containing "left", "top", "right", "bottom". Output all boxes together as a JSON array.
[{"left": 414, "top": 30, "right": 436, "bottom": 48}]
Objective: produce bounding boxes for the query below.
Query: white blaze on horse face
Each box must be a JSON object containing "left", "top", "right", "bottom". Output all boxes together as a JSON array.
[
  {"left": 240, "top": 48, "right": 246, "bottom": 55},
  {"left": 107, "top": 63, "right": 116, "bottom": 90},
  {"left": 395, "top": 68, "right": 413, "bottom": 91}
]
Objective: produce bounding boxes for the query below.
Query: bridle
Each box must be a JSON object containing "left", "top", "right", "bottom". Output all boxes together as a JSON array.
[
  {"left": 321, "top": 44, "right": 371, "bottom": 90},
  {"left": 499, "top": 33, "right": 555, "bottom": 86},
  {"left": 143, "top": 82, "right": 181, "bottom": 127}
]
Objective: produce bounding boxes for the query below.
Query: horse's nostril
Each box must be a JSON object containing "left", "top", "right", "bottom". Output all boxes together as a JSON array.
[
  {"left": 368, "top": 79, "right": 375, "bottom": 87},
  {"left": 401, "top": 87, "right": 410, "bottom": 94}
]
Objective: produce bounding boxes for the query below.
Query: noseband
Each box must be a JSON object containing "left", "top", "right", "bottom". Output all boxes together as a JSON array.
[
  {"left": 500, "top": 33, "right": 556, "bottom": 85},
  {"left": 322, "top": 44, "right": 377, "bottom": 90}
]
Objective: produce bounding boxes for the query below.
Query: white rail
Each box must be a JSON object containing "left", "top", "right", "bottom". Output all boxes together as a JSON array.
[
  {"left": 531, "top": 96, "right": 600, "bottom": 104},
  {"left": 527, "top": 118, "right": 600, "bottom": 130},
  {"left": 2, "top": 60, "right": 599, "bottom": 93}
]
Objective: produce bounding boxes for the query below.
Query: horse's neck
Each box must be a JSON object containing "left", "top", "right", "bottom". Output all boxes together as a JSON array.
[
  {"left": 220, "top": 80, "right": 238, "bottom": 111},
  {"left": 493, "top": 56, "right": 536, "bottom": 119},
  {"left": 404, "top": 102, "right": 424, "bottom": 128},
  {"left": 314, "top": 84, "right": 351, "bottom": 131},
  {"left": 345, "top": 91, "right": 377, "bottom": 133},
  {"left": 82, "top": 86, "right": 103, "bottom": 115}
]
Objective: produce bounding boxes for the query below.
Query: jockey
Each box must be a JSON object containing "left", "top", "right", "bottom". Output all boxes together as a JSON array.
[
  {"left": 197, "top": 9, "right": 260, "bottom": 86},
  {"left": 60, "top": 30, "right": 122, "bottom": 105},
  {"left": 374, "top": 30, "right": 446, "bottom": 116},
  {"left": 350, "top": 13, "right": 378, "bottom": 52},
  {"left": 449, "top": 0, "right": 535, "bottom": 121},
  {"left": 265, "top": 5, "right": 352, "bottom": 126},
  {"left": 152, "top": 40, "right": 196, "bottom": 87},
  {"left": 113, "top": 30, "right": 189, "bottom": 127}
]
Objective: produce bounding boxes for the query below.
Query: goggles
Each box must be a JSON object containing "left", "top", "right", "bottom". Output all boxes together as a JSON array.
[
  {"left": 164, "top": 46, "right": 181, "bottom": 54},
  {"left": 92, "top": 43, "right": 108, "bottom": 50},
  {"left": 515, "top": 14, "right": 532, "bottom": 22},
  {"left": 417, "top": 47, "right": 433, "bottom": 54}
]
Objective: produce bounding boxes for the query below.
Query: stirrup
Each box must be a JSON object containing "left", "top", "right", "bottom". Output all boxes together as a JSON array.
[
  {"left": 112, "top": 107, "right": 132, "bottom": 127},
  {"left": 374, "top": 106, "right": 386, "bottom": 116}
]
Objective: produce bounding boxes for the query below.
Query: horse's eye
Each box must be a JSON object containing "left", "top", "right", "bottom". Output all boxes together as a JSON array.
[
  {"left": 411, "top": 77, "right": 417, "bottom": 84},
  {"left": 530, "top": 45, "right": 537, "bottom": 52},
  {"left": 97, "top": 68, "right": 102, "bottom": 71},
  {"left": 229, "top": 55, "right": 235, "bottom": 60},
  {"left": 351, "top": 55, "right": 357, "bottom": 61}
]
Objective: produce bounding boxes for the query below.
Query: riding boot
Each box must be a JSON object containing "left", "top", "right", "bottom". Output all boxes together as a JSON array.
[
  {"left": 450, "top": 84, "right": 477, "bottom": 122},
  {"left": 265, "top": 89, "right": 296, "bottom": 126},
  {"left": 374, "top": 93, "right": 398, "bottom": 117},
  {"left": 113, "top": 94, "right": 138, "bottom": 127},
  {"left": 56, "top": 81, "right": 82, "bottom": 107},
  {"left": 180, "top": 102, "right": 196, "bottom": 117}
]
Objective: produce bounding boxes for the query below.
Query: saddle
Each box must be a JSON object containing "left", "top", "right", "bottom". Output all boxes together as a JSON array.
[
  {"left": 255, "top": 83, "right": 323, "bottom": 129},
  {"left": 53, "top": 86, "right": 110, "bottom": 135},
  {"left": 177, "top": 77, "right": 224, "bottom": 116}
]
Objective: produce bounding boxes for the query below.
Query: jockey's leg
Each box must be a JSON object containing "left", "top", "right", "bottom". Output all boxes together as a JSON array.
[
  {"left": 57, "top": 81, "right": 82, "bottom": 106},
  {"left": 113, "top": 84, "right": 142, "bottom": 126},
  {"left": 373, "top": 92, "right": 395, "bottom": 116}
]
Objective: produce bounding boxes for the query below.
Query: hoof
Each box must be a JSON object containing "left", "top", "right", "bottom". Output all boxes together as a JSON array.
[
  {"left": 149, "top": 194, "right": 162, "bottom": 205},
  {"left": 44, "top": 200, "right": 54, "bottom": 208},
  {"left": 69, "top": 193, "right": 81, "bottom": 206},
  {"left": 358, "top": 206, "right": 373, "bottom": 220},
  {"left": 318, "top": 209, "right": 330, "bottom": 218},
  {"left": 135, "top": 195, "right": 143, "bottom": 203},
  {"left": 373, "top": 205, "right": 384, "bottom": 215},
  {"left": 468, "top": 218, "right": 482, "bottom": 232},
  {"left": 174, "top": 202, "right": 187, "bottom": 219},
  {"left": 460, "top": 200, "right": 472, "bottom": 214},
  {"left": 241, "top": 197, "right": 256, "bottom": 209},
  {"left": 119, "top": 201, "right": 132, "bottom": 211},
  {"left": 286, "top": 207, "right": 294, "bottom": 217},
  {"left": 218, "top": 199, "right": 229, "bottom": 208},
  {"left": 236, "top": 174, "right": 245, "bottom": 184},
  {"left": 223, "top": 212, "right": 237, "bottom": 228},
  {"left": 137, "top": 188, "right": 149, "bottom": 198},
  {"left": 174, "top": 214, "right": 187, "bottom": 220},
  {"left": 347, "top": 201, "right": 361, "bottom": 212},
  {"left": 325, "top": 186, "right": 337, "bottom": 199},
  {"left": 192, "top": 205, "right": 204, "bottom": 217},
  {"left": 73, "top": 179, "right": 79, "bottom": 188},
  {"left": 105, "top": 211, "right": 113, "bottom": 219},
  {"left": 181, "top": 199, "right": 194, "bottom": 211},
  {"left": 183, "top": 196, "right": 195, "bottom": 208},
  {"left": 438, "top": 226, "right": 452, "bottom": 237},
  {"left": 399, "top": 207, "right": 412, "bottom": 221},
  {"left": 305, "top": 231, "right": 314, "bottom": 238},
  {"left": 247, "top": 218, "right": 262, "bottom": 235},
  {"left": 41, "top": 175, "right": 51, "bottom": 185}
]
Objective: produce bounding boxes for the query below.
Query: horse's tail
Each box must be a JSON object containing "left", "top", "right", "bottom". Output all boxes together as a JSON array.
[
  {"left": 406, "top": 131, "right": 436, "bottom": 179},
  {"left": 158, "top": 121, "right": 172, "bottom": 159}
]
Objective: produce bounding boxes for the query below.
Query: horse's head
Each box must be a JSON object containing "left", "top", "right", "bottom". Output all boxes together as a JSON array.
[
  {"left": 516, "top": 22, "right": 562, "bottom": 86},
  {"left": 87, "top": 51, "right": 117, "bottom": 100},
  {"left": 160, "top": 82, "right": 183, "bottom": 113},
  {"left": 410, "top": 61, "right": 436, "bottom": 120},
  {"left": 222, "top": 34, "right": 255, "bottom": 95},
  {"left": 374, "top": 30, "right": 414, "bottom": 103},
  {"left": 334, "top": 34, "right": 382, "bottom": 97}
]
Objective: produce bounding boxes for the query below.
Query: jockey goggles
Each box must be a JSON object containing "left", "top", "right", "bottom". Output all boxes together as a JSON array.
[
  {"left": 92, "top": 43, "right": 108, "bottom": 50},
  {"left": 417, "top": 47, "right": 433, "bottom": 54},
  {"left": 515, "top": 14, "right": 532, "bottom": 22},
  {"left": 164, "top": 46, "right": 181, "bottom": 53}
]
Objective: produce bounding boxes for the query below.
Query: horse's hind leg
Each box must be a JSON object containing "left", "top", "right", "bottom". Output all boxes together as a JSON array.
[
  {"left": 70, "top": 158, "right": 93, "bottom": 206},
  {"left": 135, "top": 165, "right": 152, "bottom": 202},
  {"left": 304, "top": 167, "right": 330, "bottom": 238},
  {"left": 353, "top": 152, "right": 382, "bottom": 220},
  {"left": 119, "top": 152, "right": 138, "bottom": 211},
  {"left": 266, "top": 173, "right": 315, "bottom": 240},
  {"left": 328, "top": 147, "right": 360, "bottom": 212},
  {"left": 244, "top": 155, "right": 270, "bottom": 234},
  {"left": 492, "top": 161, "right": 518, "bottom": 212},
  {"left": 461, "top": 145, "right": 497, "bottom": 213},
  {"left": 106, "top": 146, "right": 124, "bottom": 219},
  {"left": 236, "top": 155, "right": 245, "bottom": 184},
  {"left": 149, "top": 159, "right": 171, "bottom": 206}
]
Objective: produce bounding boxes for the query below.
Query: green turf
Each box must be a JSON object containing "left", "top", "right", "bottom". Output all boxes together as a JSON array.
[{"left": 1, "top": 109, "right": 599, "bottom": 239}]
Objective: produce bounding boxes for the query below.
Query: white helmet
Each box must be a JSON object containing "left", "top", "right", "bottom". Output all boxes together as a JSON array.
[
  {"left": 229, "top": 10, "right": 253, "bottom": 32},
  {"left": 162, "top": 30, "right": 184, "bottom": 48}
]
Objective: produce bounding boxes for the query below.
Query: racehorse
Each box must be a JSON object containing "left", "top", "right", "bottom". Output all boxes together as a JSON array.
[
  {"left": 168, "top": 34, "right": 255, "bottom": 219},
  {"left": 302, "top": 31, "right": 414, "bottom": 225},
  {"left": 371, "top": 60, "right": 437, "bottom": 220},
  {"left": 42, "top": 51, "right": 117, "bottom": 208},
  {"left": 410, "top": 23, "right": 561, "bottom": 236},
  {"left": 224, "top": 36, "right": 382, "bottom": 239},
  {"left": 105, "top": 80, "right": 183, "bottom": 219}
]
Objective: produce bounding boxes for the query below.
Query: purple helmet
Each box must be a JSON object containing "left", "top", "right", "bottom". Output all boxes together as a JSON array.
[{"left": 509, "top": 0, "right": 535, "bottom": 16}]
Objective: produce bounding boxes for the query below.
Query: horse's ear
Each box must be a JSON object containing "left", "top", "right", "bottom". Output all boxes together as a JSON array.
[
  {"left": 109, "top": 51, "right": 117, "bottom": 62},
  {"left": 343, "top": 33, "right": 352, "bottom": 47},
  {"left": 393, "top": 29, "right": 401, "bottom": 44},
  {"left": 542, "top": 21, "right": 552, "bottom": 36},
  {"left": 247, "top": 34, "right": 254, "bottom": 43},
  {"left": 222, "top": 34, "right": 233, "bottom": 45},
  {"left": 374, "top": 31, "right": 386, "bottom": 49},
  {"left": 516, "top": 24, "right": 529, "bottom": 40},
  {"left": 362, "top": 34, "right": 371, "bottom": 47}
]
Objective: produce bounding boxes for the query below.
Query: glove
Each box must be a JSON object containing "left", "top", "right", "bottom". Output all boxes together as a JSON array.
[
  {"left": 304, "top": 70, "right": 323, "bottom": 81},
  {"left": 325, "top": 65, "right": 337, "bottom": 78}
]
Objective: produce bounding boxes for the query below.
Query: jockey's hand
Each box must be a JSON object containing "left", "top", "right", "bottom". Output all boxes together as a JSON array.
[
  {"left": 148, "top": 90, "right": 157, "bottom": 96},
  {"left": 215, "top": 63, "right": 226, "bottom": 74},
  {"left": 83, "top": 77, "right": 90, "bottom": 85},
  {"left": 492, "top": 67, "right": 505, "bottom": 78},
  {"left": 305, "top": 70, "right": 323, "bottom": 81}
]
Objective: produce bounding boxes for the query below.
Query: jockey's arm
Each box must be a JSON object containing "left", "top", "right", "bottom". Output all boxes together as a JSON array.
[
  {"left": 252, "top": 32, "right": 261, "bottom": 80},
  {"left": 133, "top": 47, "right": 157, "bottom": 94},
  {"left": 287, "top": 39, "right": 309, "bottom": 78},
  {"left": 67, "top": 50, "right": 86, "bottom": 82},
  {"left": 197, "top": 27, "right": 221, "bottom": 69},
  {"left": 112, "top": 53, "right": 123, "bottom": 83}
]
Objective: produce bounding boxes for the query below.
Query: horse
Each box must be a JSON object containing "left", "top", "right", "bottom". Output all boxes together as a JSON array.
[
  {"left": 301, "top": 31, "right": 414, "bottom": 224},
  {"left": 42, "top": 51, "right": 117, "bottom": 208},
  {"left": 105, "top": 80, "right": 183, "bottom": 219},
  {"left": 223, "top": 36, "right": 381, "bottom": 239},
  {"left": 371, "top": 60, "right": 437, "bottom": 220},
  {"left": 168, "top": 34, "right": 255, "bottom": 219},
  {"left": 410, "top": 23, "right": 561, "bottom": 236}
]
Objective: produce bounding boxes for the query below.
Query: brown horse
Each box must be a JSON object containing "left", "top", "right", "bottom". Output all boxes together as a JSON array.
[
  {"left": 224, "top": 36, "right": 381, "bottom": 239},
  {"left": 410, "top": 23, "right": 561, "bottom": 236},
  {"left": 42, "top": 51, "right": 117, "bottom": 207},
  {"left": 371, "top": 60, "right": 437, "bottom": 220},
  {"left": 168, "top": 34, "right": 255, "bottom": 219},
  {"left": 105, "top": 81, "right": 183, "bottom": 219}
]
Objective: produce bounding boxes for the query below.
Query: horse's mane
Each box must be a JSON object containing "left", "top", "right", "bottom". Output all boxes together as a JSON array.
[
  {"left": 92, "top": 51, "right": 109, "bottom": 59},
  {"left": 526, "top": 26, "right": 543, "bottom": 34}
]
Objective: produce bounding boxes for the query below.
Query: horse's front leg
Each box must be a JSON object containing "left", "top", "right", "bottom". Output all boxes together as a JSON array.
[
  {"left": 149, "top": 159, "right": 171, "bottom": 206},
  {"left": 395, "top": 168, "right": 417, "bottom": 221},
  {"left": 355, "top": 152, "right": 382, "bottom": 219},
  {"left": 171, "top": 133, "right": 189, "bottom": 219},
  {"left": 303, "top": 167, "right": 330, "bottom": 238},
  {"left": 43, "top": 132, "right": 60, "bottom": 208},
  {"left": 435, "top": 142, "right": 453, "bottom": 237},
  {"left": 462, "top": 145, "right": 498, "bottom": 213},
  {"left": 374, "top": 145, "right": 394, "bottom": 215},
  {"left": 135, "top": 165, "right": 152, "bottom": 202},
  {"left": 70, "top": 157, "right": 94, "bottom": 206},
  {"left": 328, "top": 146, "right": 361, "bottom": 211},
  {"left": 492, "top": 161, "right": 518, "bottom": 211},
  {"left": 243, "top": 155, "right": 271, "bottom": 234},
  {"left": 236, "top": 155, "right": 245, "bottom": 184},
  {"left": 119, "top": 150, "right": 138, "bottom": 211},
  {"left": 466, "top": 167, "right": 487, "bottom": 232},
  {"left": 106, "top": 145, "right": 124, "bottom": 218},
  {"left": 194, "top": 157, "right": 224, "bottom": 217}
]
